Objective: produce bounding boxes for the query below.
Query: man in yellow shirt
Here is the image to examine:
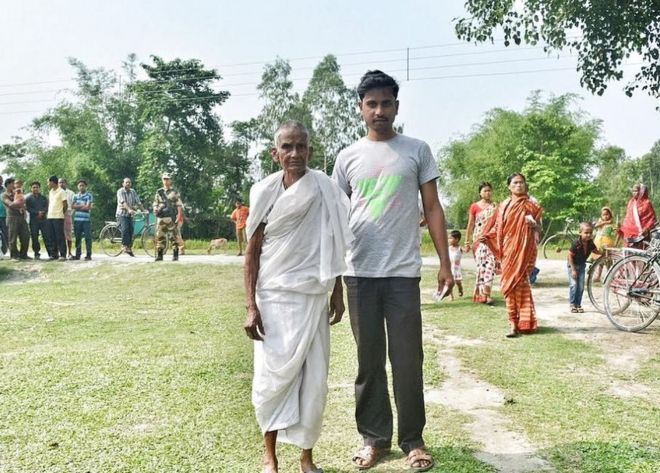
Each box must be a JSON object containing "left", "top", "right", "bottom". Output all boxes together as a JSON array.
[{"left": 46, "top": 175, "right": 68, "bottom": 260}]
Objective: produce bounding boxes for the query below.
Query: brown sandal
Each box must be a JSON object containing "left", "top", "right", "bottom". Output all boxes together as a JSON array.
[
  {"left": 407, "top": 448, "right": 435, "bottom": 472},
  {"left": 352, "top": 446, "right": 390, "bottom": 470}
]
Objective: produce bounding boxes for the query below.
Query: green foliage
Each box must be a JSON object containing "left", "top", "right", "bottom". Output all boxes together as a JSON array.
[
  {"left": 302, "top": 55, "right": 364, "bottom": 174},
  {"left": 439, "top": 93, "right": 601, "bottom": 230},
  {"left": 455, "top": 1, "right": 660, "bottom": 100},
  {"left": 234, "top": 55, "right": 364, "bottom": 177},
  {"left": 0, "top": 56, "right": 252, "bottom": 237}
]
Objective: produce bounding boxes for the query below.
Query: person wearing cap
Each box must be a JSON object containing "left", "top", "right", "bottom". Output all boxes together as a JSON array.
[{"left": 152, "top": 173, "right": 184, "bottom": 261}]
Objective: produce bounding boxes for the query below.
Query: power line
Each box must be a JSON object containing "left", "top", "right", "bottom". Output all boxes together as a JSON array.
[{"left": 0, "top": 51, "right": 572, "bottom": 101}]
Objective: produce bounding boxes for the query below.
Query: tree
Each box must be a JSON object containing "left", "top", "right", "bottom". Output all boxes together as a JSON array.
[
  {"left": 130, "top": 56, "right": 232, "bottom": 212},
  {"left": 455, "top": 1, "right": 660, "bottom": 100},
  {"left": 439, "top": 93, "right": 601, "bottom": 230},
  {"left": 302, "top": 55, "right": 364, "bottom": 174}
]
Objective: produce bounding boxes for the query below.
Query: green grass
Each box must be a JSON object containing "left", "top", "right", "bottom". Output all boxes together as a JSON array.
[
  {"left": 0, "top": 262, "right": 657, "bottom": 472},
  {"left": 420, "top": 269, "right": 659, "bottom": 473}
]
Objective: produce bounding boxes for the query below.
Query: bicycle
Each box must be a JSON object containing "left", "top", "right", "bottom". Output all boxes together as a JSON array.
[
  {"left": 98, "top": 212, "right": 169, "bottom": 257},
  {"left": 602, "top": 230, "right": 660, "bottom": 332},
  {"left": 586, "top": 246, "right": 646, "bottom": 313},
  {"left": 542, "top": 218, "right": 578, "bottom": 259}
]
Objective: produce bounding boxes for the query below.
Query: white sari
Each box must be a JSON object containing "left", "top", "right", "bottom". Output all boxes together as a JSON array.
[{"left": 246, "top": 169, "right": 352, "bottom": 448}]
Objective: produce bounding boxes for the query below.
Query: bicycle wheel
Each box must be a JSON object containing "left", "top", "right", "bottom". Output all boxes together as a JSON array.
[
  {"left": 99, "top": 224, "right": 123, "bottom": 257},
  {"left": 141, "top": 223, "right": 168, "bottom": 257},
  {"left": 603, "top": 255, "right": 660, "bottom": 332},
  {"left": 543, "top": 234, "right": 573, "bottom": 259},
  {"left": 587, "top": 255, "right": 613, "bottom": 313}
]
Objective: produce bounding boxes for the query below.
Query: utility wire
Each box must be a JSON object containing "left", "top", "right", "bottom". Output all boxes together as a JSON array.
[{"left": 0, "top": 51, "right": 571, "bottom": 100}]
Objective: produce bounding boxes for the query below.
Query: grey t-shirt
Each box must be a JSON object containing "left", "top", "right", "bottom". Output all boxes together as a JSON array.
[{"left": 332, "top": 134, "right": 440, "bottom": 277}]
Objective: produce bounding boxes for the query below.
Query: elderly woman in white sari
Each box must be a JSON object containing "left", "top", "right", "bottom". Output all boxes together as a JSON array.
[{"left": 243, "top": 121, "right": 353, "bottom": 473}]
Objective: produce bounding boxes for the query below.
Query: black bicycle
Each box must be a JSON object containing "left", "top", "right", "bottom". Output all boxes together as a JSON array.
[{"left": 602, "top": 230, "right": 660, "bottom": 332}]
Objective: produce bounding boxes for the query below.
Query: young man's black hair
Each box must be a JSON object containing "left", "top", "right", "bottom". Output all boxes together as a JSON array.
[
  {"left": 48, "top": 175, "right": 58, "bottom": 184},
  {"left": 356, "top": 70, "right": 400, "bottom": 100}
]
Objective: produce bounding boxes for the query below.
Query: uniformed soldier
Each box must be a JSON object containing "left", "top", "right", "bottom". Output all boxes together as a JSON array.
[{"left": 153, "top": 173, "right": 184, "bottom": 261}]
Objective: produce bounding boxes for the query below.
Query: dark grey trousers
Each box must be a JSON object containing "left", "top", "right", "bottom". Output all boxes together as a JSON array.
[{"left": 344, "top": 276, "right": 426, "bottom": 454}]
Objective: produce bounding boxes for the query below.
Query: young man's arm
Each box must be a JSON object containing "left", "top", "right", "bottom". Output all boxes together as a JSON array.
[
  {"left": 420, "top": 179, "right": 454, "bottom": 293},
  {"left": 244, "top": 223, "right": 266, "bottom": 341}
]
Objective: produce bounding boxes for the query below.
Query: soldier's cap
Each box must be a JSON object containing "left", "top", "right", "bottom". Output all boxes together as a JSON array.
[{"left": 161, "top": 173, "right": 171, "bottom": 179}]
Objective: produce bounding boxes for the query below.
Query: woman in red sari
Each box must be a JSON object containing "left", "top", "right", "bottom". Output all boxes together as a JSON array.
[
  {"left": 619, "top": 183, "right": 657, "bottom": 249},
  {"left": 464, "top": 182, "right": 497, "bottom": 305},
  {"left": 482, "top": 173, "right": 543, "bottom": 337}
]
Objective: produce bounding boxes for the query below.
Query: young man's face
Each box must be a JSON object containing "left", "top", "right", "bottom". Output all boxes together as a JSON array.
[
  {"left": 48, "top": 180, "right": 57, "bottom": 190},
  {"left": 359, "top": 87, "right": 399, "bottom": 134},
  {"left": 31, "top": 184, "right": 40, "bottom": 195},
  {"left": 58, "top": 179, "right": 67, "bottom": 190},
  {"left": 271, "top": 128, "right": 311, "bottom": 175},
  {"left": 162, "top": 177, "right": 171, "bottom": 188},
  {"left": 77, "top": 182, "right": 87, "bottom": 193}
]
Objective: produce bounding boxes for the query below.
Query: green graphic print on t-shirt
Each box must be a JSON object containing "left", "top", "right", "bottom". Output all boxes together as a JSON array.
[{"left": 355, "top": 174, "right": 402, "bottom": 220}]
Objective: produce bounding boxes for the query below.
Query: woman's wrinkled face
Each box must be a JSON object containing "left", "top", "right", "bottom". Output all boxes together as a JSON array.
[
  {"left": 632, "top": 184, "right": 640, "bottom": 198},
  {"left": 508, "top": 176, "right": 526, "bottom": 196}
]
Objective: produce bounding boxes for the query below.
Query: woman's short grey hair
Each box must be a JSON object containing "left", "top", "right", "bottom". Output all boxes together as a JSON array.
[{"left": 274, "top": 120, "right": 310, "bottom": 147}]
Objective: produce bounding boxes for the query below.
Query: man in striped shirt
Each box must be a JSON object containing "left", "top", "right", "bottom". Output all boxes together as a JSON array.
[{"left": 71, "top": 179, "right": 94, "bottom": 260}]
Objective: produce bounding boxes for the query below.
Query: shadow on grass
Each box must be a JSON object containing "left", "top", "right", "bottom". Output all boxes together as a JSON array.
[
  {"left": 545, "top": 440, "right": 660, "bottom": 473},
  {"left": 0, "top": 265, "right": 15, "bottom": 281}
]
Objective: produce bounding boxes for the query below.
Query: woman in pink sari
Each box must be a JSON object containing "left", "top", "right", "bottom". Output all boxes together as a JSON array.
[
  {"left": 464, "top": 182, "right": 497, "bottom": 305},
  {"left": 619, "top": 183, "right": 657, "bottom": 249}
]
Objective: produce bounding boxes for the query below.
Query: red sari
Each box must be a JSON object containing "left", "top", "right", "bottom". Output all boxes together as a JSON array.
[
  {"left": 484, "top": 194, "right": 543, "bottom": 333},
  {"left": 619, "top": 185, "right": 657, "bottom": 248}
]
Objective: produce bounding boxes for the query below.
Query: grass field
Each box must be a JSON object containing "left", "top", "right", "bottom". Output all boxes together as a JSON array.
[{"left": 0, "top": 260, "right": 658, "bottom": 472}]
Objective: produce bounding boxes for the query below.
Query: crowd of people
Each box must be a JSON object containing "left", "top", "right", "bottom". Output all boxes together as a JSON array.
[
  {"left": 243, "top": 68, "right": 648, "bottom": 472},
  {"left": 0, "top": 175, "right": 90, "bottom": 261},
  {"left": 0, "top": 173, "right": 187, "bottom": 262},
  {"left": 2, "top": 67, "right": 657, "bottom": 473}
]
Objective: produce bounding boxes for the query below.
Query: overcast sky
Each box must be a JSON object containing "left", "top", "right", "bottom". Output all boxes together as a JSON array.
[{"left": 1, "top": 0, "right": 658, "bottom": 158}]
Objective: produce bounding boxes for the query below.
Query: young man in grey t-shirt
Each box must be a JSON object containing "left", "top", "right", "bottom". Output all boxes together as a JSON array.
[{"left": 332, "top": 70, "right": 453, "bottom": 472}]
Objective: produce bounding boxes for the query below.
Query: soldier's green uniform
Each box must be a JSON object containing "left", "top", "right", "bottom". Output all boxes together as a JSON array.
[{"left": 153, "top": 186, "right": 183, "bottom": 253}]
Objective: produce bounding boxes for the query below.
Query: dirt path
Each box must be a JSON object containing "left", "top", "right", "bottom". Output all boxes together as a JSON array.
[
  {"left": 423, "top": 258, "right": 658, "bottom": 472},
  {"left": 425, "top": 331, "right": 553, "bottom": 472}
]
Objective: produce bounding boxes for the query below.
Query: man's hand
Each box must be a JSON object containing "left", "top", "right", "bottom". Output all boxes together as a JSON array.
[
  {"left": 437, "top": 266, "right": 455, "bottom": 298},
  {"left": 244, "top": 306, "right": 265, "bottom": 341},
  {"left": 329, "top": 289, "right": 345, "bottom": 325}
]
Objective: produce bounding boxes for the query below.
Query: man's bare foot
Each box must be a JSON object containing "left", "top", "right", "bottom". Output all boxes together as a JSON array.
[
  {"left": 300, "top": 448, "right": 320, "bottom": 472},
  {"left": 262, "top": 459, "right": 277, "bottom": 473}
]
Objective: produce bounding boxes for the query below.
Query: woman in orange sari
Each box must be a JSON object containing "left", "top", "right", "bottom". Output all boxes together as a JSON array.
[{"left": 482, "top": 173, "right": 543, "bottom": 337}]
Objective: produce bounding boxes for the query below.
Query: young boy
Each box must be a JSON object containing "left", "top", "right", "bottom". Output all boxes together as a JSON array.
[
  {"left": 448, "top": 230, "right": 464, "bottom": 299},
  {"left": 568, "top": 222, "right": 601, "bottom": 313}
]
